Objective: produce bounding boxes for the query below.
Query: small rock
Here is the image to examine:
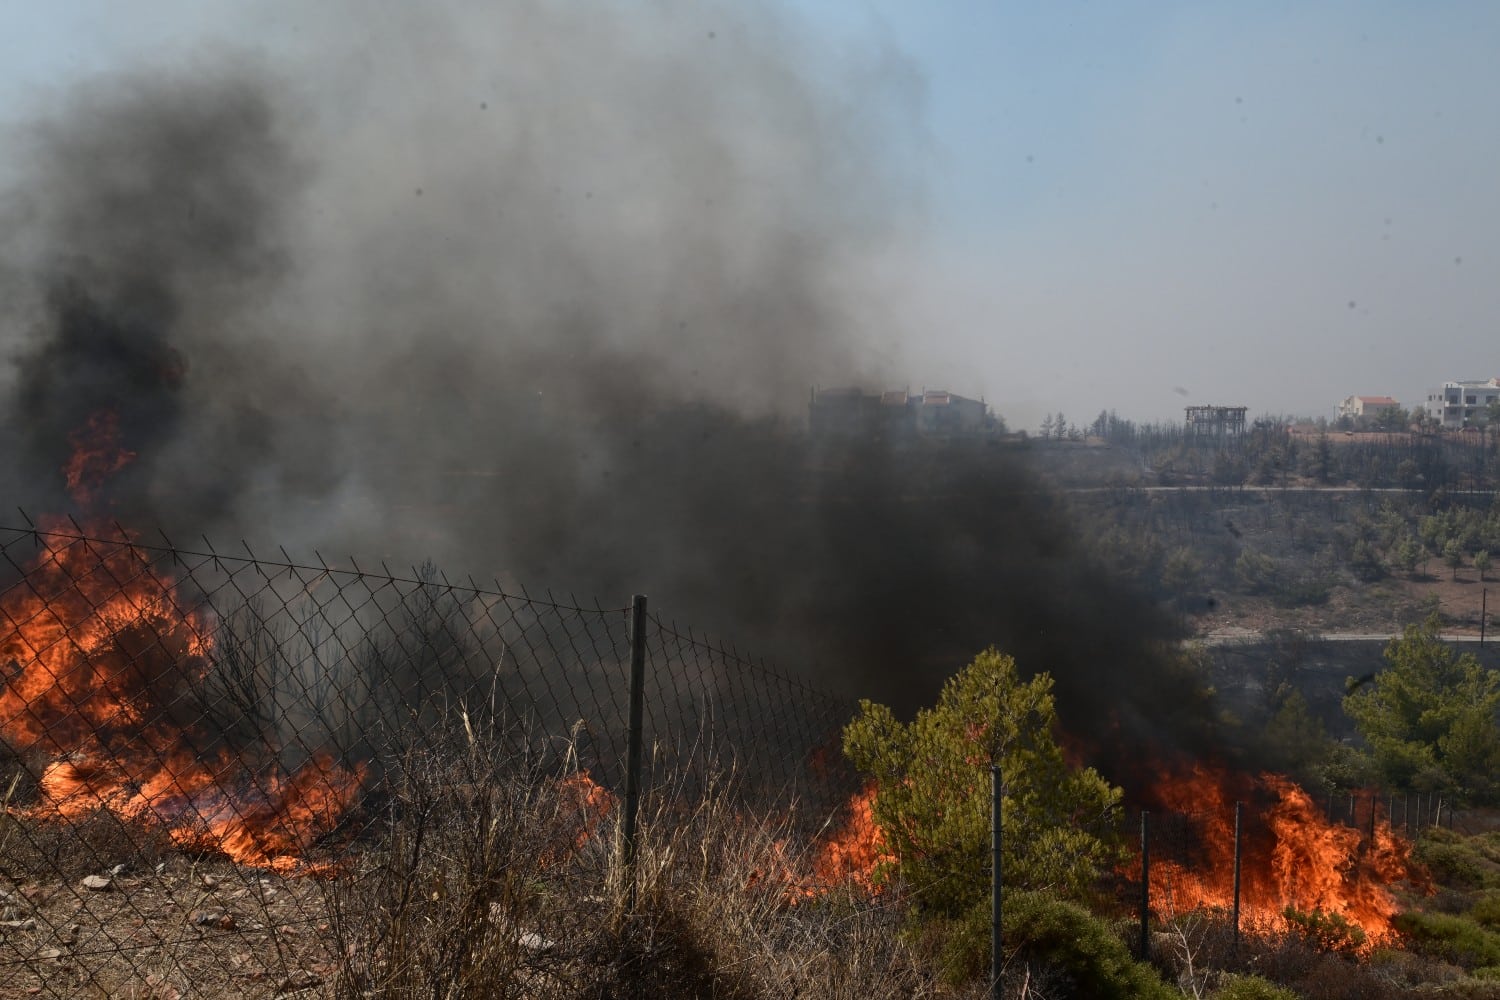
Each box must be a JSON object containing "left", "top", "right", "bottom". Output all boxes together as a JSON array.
[
  {"left": 518, "top": 931, "right": 555, "bottom": 952},
  {"left": 189, "top": 909, "right": 236, "bottom": 931},
  {"left": 108, "top": 864, "right": 127, "bottom": 877},
  {"left": 79, "top": 875, "right": 112, "bottom": 892},
  {"left": 34, "top": 948, "right": 62, "bottom": 961}
]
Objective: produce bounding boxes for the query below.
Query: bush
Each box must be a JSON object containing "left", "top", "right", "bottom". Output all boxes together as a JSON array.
[
  {"left": 1417, "top": 834, "right": 1500, "bottom": 891},
  {"left": 1470, "top": 891, "right": 1500, "bottom": 929},
  {"left": 1212, "top": 973, "right": 1302, "bottom": 1000},
  {"left": 1002, "top": 890, "right": 1177, "bottom": 1000},
  {"left": 1394, "top": 909, "right": 1500, "bottom": 969},
  {"left": 1282, "top": 906, "right": 1366, "bottom": 957},
  {"left": 1235, "top": 549, "right": 1279, "bottom": 594},
  {"left": 842, "top": 648, "right": 1122, "bottom": 917}
]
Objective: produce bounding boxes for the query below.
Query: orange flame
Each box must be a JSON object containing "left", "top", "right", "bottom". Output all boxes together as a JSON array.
[
  {"left": 1142, "top": 763, "right": 1422, "bottom": 948},
  {"left": 810, "top": 783, "right": 892, "bottom": 895},
  {"left": 1, "top": 524, "right": 366, "bottom": 871},
  {"left": 63, "top": 411, "right": 136, "bottom": 506},
  {"left": 750, "top": 784, "right": 893, "bottom": 901},
  {"left": 543, "top": 770, "right": 615, "bottom": 864}
]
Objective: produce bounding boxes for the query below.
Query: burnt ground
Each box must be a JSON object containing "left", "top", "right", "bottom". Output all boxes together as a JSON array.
[
  {"left": 0, "top": 812, "right": 339, "bottom": 999},
  {"left": 1194, "top": 566, "right": 1498, "bottom": 638}
]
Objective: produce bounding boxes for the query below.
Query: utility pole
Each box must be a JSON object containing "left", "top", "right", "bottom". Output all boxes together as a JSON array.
[{"left": 991, "top": 765, "right": 1002, "bottom": 999}]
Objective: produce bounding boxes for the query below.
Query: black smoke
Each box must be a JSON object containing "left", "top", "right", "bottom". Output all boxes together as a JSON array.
[{"left": 0, "top": 2, "right": 1207, "bottom": 762}]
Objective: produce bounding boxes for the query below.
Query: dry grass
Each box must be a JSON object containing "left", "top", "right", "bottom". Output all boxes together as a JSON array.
[
  {"left": 0, "top": 714, "right": 993, "bottom": 999},
  {"left": 317, "top": 716, "right": 980, "bottom": 999},
  {"left": 25, "top": 716, "right": 1500, "bottom": 998}
]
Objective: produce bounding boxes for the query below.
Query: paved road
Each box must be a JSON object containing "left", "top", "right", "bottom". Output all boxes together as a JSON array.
[
  {"left": 1199, "top": 629, "right": 1493, "bottom": 646},
  {"left": 1071, "top": 485, "right": 1500, "bottom": 497}
]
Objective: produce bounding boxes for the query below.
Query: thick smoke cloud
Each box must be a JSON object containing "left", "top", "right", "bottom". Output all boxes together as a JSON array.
[
  {"left": 1, "top": 71, "right": 322, "bottom": 521},
  {"left": 0, "top": 1, "right": 1205, "bottom": 761}
]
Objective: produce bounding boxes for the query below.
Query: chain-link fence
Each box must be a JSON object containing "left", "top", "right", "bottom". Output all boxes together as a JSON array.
[
  {"left": 0, "top": 516, "right": 858, "bottom": 997},
  {"left": 1118, "top": 780, "right": 1441, "bottom": 969},
  {"left": 0, "top": 515, "right": 1457, "bottom": 996}
]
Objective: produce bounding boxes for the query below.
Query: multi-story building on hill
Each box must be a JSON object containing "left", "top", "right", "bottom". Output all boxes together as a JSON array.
[
  {"left": 1337, "top": 395, "right": 1402, "bottom": 426},
  {"left": 809, "top": 387, "right": 990, "bottom": 439},
  {"left": 1423, "top": 379, "right": 1500, "bottom": 428}
]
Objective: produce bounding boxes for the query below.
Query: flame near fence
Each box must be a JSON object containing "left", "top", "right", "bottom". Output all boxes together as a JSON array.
[
  {"left": 0, "top": 516, "right": 855, "bottom": 997},
  {"left": 0, "top": 516, "right": 1443, "bottom": 997}
]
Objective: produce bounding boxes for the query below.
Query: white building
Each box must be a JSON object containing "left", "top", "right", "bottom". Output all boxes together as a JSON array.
[
  {"left": 1424, "top": 379, "right": 1500, "bottom": 428},
  {"left": 1337, "top": 395, "right": 1401, "bottom": 425}
]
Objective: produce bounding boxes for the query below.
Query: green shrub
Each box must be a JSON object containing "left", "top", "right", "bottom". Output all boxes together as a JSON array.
[
  {"left": 1471, "top": 891, "right": 1500, "bottom": 929},
  {"left": 1473, "top": 833, "right": 1500, "bottom": 866},
  {"left": 1271, "top": 575, "right": 1331, "bottom": 608},
  {"left": 1002, "top": 890, "right": 1177, "bottom": 1000},
  {"left": 842, "top": 648, "right": 1122, "bottom": 918},
  {"left": 1418, "top": 837, "right": 1497, "bottom": 890},
  {"left": 1394, "top": 909, "right": 1500, "bottom": 968},
  {"left": 1212, "top": 973, "right": 1302, "bottom": 1000},
  {"left": 1283, "top": 906, "right": 1366, "bottom": 957},
  {"left": 1235, "top": 549, "right": 1279, "bottom": 593}
]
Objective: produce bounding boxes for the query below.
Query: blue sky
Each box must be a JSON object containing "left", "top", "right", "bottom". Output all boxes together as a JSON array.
[
  {"left": 800, "top": 2, "right": 1500, "bottom": 425},
  {"left": 5, "top": 2, "right": 1498, "bottom": 428}
]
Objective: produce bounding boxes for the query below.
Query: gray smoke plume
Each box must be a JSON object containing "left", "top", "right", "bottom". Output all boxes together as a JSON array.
[{"left": 0, "top": 1, "right": 1205, "bottom": 759}]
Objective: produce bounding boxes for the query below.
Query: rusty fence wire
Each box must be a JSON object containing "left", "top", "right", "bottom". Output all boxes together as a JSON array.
[{"left": 0, "top": 517, "right": 856, "bottom": 998}]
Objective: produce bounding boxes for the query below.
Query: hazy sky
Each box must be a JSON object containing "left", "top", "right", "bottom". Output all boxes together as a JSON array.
[{"left": 5, "top": 1, "right": 1498, "bottom": 429}]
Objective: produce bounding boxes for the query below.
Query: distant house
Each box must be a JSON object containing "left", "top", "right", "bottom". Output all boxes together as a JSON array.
[
  {"left": 1184, "top": 405, "right": 1247, "bottom": 439},
  {"left": 1337, "top": 395, "right": 1401, "bottom": 426},
  {"left": 1423, "top": 379, "right": 1500, "bottom": 428},
  {"left": 808, "top": 386, "right": 882, "bottom": 437},
  {"left": 915, "top": 390, "right": 987, "bottom": 436},
  {"left": 809, "top": 387, "right": 990, "bottom": 439}
]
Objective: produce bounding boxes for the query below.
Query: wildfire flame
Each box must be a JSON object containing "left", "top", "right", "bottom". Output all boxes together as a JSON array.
[
  {"left": 544, "top": 770, "right": 615, "bottom": 864},
  {"left": 62, "top": 411, "right": 136, "bottom": 507},
  {"left": 810, "top": 783, "right": 892, "bottom": 895},
  {"left": 0, "top": 413, "right": 366, "bottom": 871},
  {"left": 746, "top": 784, "right": 892, "bottom": 901},
  {"left": 1143, "top": 763, "right": 1423, "bottom": 948}
]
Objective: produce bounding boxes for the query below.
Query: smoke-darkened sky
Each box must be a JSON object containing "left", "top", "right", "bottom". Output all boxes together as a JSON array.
[
  {"left": 8, "top": 3, "right": 1499, "bottom": 428},
  {"left": 0, "top": 0, "right": 1227, "bottom": 745}
]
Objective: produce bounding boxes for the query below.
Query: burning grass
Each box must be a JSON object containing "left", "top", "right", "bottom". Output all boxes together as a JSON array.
[
  {"left": 0, "top": 499, "right": 1492, "bottom": 994},
  {"left": 0, "top": 718, "right": 965, "bottom": 999},
  {"left": 1140, "top": 762, "right": 1427, "bottom": 952},
  {"left": 9, "top": 711, "right": 1500, "bottom": 999},
  {"left": 317, "top": 718, "right": 956, "bottom": 1000},
  {"left": 0, "top": 521, "right": 367, "bottom": 873}
]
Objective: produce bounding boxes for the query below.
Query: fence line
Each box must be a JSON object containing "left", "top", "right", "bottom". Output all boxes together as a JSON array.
[
  {"left": 0, "top": 516, "right": 859, "bottom": 997},
  {"left": 0, "top": 515, "right": 1457, "bottom": 996}
]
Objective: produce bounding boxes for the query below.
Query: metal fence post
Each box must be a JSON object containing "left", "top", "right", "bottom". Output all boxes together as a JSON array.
[
  {"left": 991, "top": 764, "right": 1002, "bottom": 999},
  {"left": 1232, "top": 802, "right": 1243, "bottom": 951},
  {"left": 1139, "top": 810, "right": 1150, "bottom": 960},
  {"left": 622, "top": 594, "right": 648, "bottom": 902}
]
